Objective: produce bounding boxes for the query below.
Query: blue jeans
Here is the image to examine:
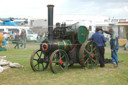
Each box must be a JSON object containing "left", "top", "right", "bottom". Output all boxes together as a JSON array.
[
  {"left": 111, "top": 49, "right": 118, "bottom": 67},
  {"left": 20, "top": 39, "right": 26, "bottom": 48}
]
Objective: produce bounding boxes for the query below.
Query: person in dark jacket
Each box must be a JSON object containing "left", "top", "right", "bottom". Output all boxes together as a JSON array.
[
  {"left": 14, "top": 32, "right": 20, "bottom": 49},
  {"left": 20, "top": 29, "right": 27, "bottom": 49},
  {"left": 91, "top": 27, "right": 107, "bottom": 67},
  {"left": 104, "top": 27, "right": 119, "bottom": 68}
]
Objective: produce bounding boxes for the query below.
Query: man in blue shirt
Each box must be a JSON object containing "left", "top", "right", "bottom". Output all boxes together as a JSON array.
[{"left": 91, "top": 27, "right": 107, "bottom": 67}]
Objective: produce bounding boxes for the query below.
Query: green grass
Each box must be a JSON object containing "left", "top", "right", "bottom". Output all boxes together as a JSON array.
[{"left": 0, "top": 44, "right": 128, "bottom": 85}]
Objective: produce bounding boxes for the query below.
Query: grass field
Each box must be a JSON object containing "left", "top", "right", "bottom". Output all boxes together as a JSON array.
[{"left": 0, "top": 42, "right": 128, "bottom": 85}]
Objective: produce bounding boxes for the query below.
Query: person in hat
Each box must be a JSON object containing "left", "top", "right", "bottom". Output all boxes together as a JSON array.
[{"left": 90, "top": 26, "right": 107, "bottom": 67}]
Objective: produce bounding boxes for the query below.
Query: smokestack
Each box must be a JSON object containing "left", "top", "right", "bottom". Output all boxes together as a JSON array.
[{"left": 47, "top": 5, "right": 54, "bottom": 40}]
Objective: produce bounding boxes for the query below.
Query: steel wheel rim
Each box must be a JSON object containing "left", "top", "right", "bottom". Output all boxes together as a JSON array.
[
  {"left": 30, "top": 49, "right": 49, "bottom": 71},
  {"left": 50, "top": 49, "right": 68, "bottom": 74}
]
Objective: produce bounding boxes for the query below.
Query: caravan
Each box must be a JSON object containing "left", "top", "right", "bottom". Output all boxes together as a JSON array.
[{"left": 0, "top": 26, "right": 38, "bottom": 41}]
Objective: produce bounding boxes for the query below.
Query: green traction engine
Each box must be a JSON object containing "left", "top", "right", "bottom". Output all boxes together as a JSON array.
[{"left": 30, "top": 5, "right": 99, "bottom": 73}]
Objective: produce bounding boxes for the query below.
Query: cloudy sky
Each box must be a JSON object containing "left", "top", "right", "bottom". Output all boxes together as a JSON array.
[{"left": 0, "top": 0, "right": 128, "bottom": 18}]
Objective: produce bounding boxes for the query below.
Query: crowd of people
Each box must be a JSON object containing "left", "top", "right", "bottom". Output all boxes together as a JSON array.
[
  {"left": 0, "top": 29, "right": 27, "bottom": 50},
  {"left": 14, "top": 29, "right": 27, "bottom": 49},
  {"left": 0, "top": 29, "right": 46, "bottom": 50}
]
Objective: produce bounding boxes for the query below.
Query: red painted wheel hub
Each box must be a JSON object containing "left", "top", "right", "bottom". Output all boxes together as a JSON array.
[
  {"left": 59, "top": 60, "right": 63, "bottom": 64},
  {"left": 90, "top": 54, "right": 94, "bottom": 58},
  {"left": 82, "top": 34, "right": 85, "bottom": 37}
]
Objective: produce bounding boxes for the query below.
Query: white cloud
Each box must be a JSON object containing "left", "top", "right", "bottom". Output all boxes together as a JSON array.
[
  {"left": 0, "top": 0, "right": 69, "bottom": 18},
  {"left": 0, "top": 0, "right": 128, "bottom": 18}
]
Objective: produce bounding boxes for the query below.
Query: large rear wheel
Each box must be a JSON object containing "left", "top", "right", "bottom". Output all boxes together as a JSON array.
[{"left": 79, "top": 41, "right": 99, "bottom": 69}]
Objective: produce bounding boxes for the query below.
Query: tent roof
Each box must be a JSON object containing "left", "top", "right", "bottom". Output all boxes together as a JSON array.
[{"left": 116, "top": 22, "right": 128, "bottom": 26}]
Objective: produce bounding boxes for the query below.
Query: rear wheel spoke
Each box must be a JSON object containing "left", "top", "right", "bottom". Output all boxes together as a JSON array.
[
  {"left": 84, "top": 58, "right": 89, "bottom": 65},
  {"left": 92, "top": 59, "right": 96, "bottom": 63},
  {"left": 84, "top": 49, "right": 90, "bottom": 54},
  {"left": 92, "top": 47, "right": 96, "bottom": 52},
  {"left": 52, "top": 61, "right": 58, "bottom": 63}
]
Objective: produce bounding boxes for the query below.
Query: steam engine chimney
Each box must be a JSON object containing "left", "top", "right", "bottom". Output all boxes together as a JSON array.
[{"left": 47, "top": 5, "right": 54, "bottom": 40}]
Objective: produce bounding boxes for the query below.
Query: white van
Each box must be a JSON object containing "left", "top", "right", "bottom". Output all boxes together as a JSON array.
[
  {"left": 19, "top": 28, "right": 38, "bottom": 41},
  {"left": 0, "top": 26, "right": 38, "bottom": 41},
  {"left": 0, "top": 26, "right": 10, "bottom": 39}
]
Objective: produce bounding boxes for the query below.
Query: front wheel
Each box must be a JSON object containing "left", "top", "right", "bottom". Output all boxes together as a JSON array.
[
  {"left": 30, "top": 49, "right": 49, "bottom": 71},
  {"left": 49, "top": 49, "right": 69, "bottom": 74}
]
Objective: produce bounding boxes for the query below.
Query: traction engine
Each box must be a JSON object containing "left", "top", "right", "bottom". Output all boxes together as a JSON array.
[{"left": 30, "top": 5, "right": 99, "bottom": 73}]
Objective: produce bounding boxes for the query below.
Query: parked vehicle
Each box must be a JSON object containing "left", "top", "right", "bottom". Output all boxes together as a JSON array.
[
  {"left": 0, "top": 26, "right": 38, "bottom": 41},
  {"left": 30, "top": 5, "right": 99, "bottom": 74},
  {"left": 2, "top": 31, "right": 12, "bottom": 40}
]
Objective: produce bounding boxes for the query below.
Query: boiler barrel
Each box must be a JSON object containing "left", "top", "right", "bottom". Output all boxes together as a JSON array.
[{"left": 41, "top": 40, "right": 73, "bottom": 52}]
